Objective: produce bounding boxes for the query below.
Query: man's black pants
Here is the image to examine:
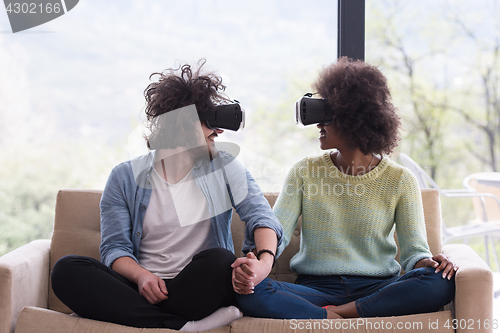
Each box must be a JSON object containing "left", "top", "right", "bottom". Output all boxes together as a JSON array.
[{"left": 51, "top": 247, "right": 237, "bottom": 330}]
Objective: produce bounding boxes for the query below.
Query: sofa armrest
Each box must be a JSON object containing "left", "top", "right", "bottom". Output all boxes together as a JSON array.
[
  {"left": 442, "top": 244, "right": 494, "bottom": 333},
  {"left": 0, "top": 239, "right": 51, "bottom": 333}
]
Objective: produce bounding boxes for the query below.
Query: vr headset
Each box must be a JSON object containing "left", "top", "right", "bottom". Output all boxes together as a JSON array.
[
  {"left": 295, "top": 93, "right": 333, "bottom": 126},
  {"left": 199, "top": 101, "right": 245, "bottom": 131}
]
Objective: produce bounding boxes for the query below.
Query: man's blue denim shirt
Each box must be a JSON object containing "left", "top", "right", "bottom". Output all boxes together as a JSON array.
[{"left": 99, "top": 150, "right": 283, "bottom": 267}]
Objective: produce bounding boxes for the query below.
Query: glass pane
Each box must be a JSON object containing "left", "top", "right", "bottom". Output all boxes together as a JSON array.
[{"left": 0, "top": 0, "right": 338, "bottom": 253}]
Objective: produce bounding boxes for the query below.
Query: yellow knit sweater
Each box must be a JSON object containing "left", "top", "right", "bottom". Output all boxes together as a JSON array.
[{"left": 274, "top": 152, "right": 432, "bottom": 277}]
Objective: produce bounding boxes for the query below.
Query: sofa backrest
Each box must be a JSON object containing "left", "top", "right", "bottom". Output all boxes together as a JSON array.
[
  {"left": 48, "top": 188, "right": 442, "bottom": 313},
  {"left": 49, "top": 189, "right": 102, "bottom": 314}
]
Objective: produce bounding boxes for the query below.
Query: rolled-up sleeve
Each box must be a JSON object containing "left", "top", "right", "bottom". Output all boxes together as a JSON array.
[
  {"left": 99, "top": 166, "right": 138, "bottom": 267},
  {"left": 224, "top": 157, "right": 283, "bottom": 256}
]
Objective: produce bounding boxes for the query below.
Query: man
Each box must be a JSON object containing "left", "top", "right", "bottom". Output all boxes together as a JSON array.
[{"left": 51, "top": 60, "right": 282, "bottom": 331}]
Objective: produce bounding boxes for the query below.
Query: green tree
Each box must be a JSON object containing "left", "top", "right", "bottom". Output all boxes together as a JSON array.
[
  {"left": 366, "top": 0, "right": 459, "bottom": 180},
  {"left": 0, "top": 141, "right": 123, "bottom": 256},
  {"left": 365, "top": 0, "right": 498, "bottom": 230},
  {"left": 446, "top": 2, "right": 500, "bottom": 171}
]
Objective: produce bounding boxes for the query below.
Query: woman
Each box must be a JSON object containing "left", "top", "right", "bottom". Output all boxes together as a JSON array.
[
  {"left": 233, "top": 57, "right": 456, "bottom": 319},
  {"left": 51, "top": 60, "right": 282, "bottom": 331}
]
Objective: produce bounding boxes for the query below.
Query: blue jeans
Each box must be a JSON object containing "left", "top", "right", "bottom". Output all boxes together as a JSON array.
[{"left": 236, "top": 267, "right": 455, "bottom": 319}]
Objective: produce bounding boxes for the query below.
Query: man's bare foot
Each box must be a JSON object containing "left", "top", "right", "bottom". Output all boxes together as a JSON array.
[{"left": 325, "top": 306, "right": 343, "bottom": 319}]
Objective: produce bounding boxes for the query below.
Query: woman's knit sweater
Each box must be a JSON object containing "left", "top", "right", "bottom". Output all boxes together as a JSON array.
[{"left": 274, "top": 152, "right": 432, "bottom": 277}]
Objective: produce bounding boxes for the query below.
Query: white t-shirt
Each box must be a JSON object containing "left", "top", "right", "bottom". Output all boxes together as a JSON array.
[{"left": 138, "top": 168, "right": 218, "bottom": 279}]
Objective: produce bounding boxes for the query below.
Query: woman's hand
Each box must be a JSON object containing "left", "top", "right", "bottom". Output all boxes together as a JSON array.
[
  {"left": 414, "top": 254, "right": 459, "bottom": 280},
  {"left": 137, "top": 270, "right": 169, "bottom": 304},
  {"left": 231, "top": 252, "right": 273, "bottom": 294}
]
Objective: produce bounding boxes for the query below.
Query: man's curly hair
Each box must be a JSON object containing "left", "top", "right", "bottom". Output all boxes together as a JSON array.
[
  {"left": 144, "top": 59, "right": 229, "bottom": 150},
  {"left": 313, "top": 57, "right": 401, "bottom": 155}
]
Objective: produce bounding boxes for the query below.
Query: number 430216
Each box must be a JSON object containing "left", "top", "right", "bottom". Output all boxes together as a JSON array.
[
  {"left": 5, "top": 3, "right": 61, "bottom": 14},
  {"left": 444, "top": 319, "right": 498, "bottom": 330}
]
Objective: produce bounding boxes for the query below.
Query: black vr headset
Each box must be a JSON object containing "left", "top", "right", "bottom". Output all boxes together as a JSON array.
[
  {"left": 295, "top": 93, "right": 333, "bottom": 126},
  {"left": 199, "top": 101, "right": 245, "bottom": 131}
]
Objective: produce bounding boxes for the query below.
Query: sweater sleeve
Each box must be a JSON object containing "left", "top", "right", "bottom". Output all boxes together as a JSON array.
[
  {"left": 273, "top": 161, "right": 304, "bottom": 255},
  {"left": 394, "top": 169, "right": 433, "bottom": 272}
]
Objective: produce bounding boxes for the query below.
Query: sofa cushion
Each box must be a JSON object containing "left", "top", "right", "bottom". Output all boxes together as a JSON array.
[
  {"left": 15, "top": 307, "right": 229, "bottom": 333},
  {"left": 229, "top": 311, "right": 454, "bottom": 333}
]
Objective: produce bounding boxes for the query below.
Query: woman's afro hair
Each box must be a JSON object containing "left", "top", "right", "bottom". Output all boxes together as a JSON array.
[{"left": 313, "top": 57, "right": 401, "bottom": 155}]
